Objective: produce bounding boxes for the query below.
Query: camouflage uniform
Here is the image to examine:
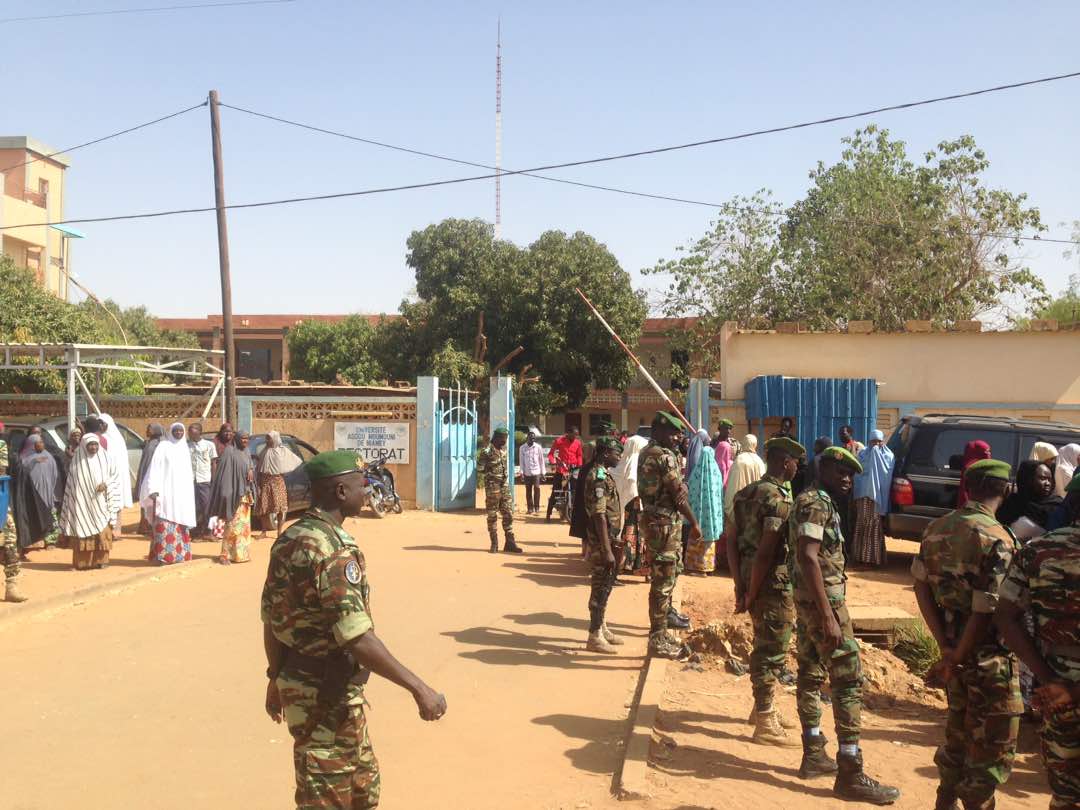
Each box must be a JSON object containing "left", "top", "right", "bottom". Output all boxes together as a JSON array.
[
  {"left": 914, "top": 503, "right": 1022, "bottom": 810},
  {"left": 478, "top": 444, "right": 513, "bottom": 538},
  {"left": 583, "top": 463, "right": 622, "bottom": 634},
  {"left": 734, "top": 474, "right": 794, "bottom": 711},
  {"left": 787, "top": 488, "right": 863, "bottom": 741},
  {"left": 0, "top": 439, "right": 19, "bottom": 585},
  {"left": 637, "top": 441, "right": 687, "bottom": 639},
  {"left": 261, "top": 507, "right": 380, "bottom": 809},
  {"left": 999, "top": 525, "right": 1080, "bottom": 810}
]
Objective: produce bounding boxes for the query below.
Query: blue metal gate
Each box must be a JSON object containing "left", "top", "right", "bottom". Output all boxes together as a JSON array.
[
  {"left": 745, "top": 375, "right": 878, "bottom": 450},
  {"left": 435, "top": 384, "right": 477, "bottom": 511}
]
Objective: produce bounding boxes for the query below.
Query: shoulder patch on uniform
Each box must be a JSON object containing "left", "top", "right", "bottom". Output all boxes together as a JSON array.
[
  {"left": 596, "top": 468, "right": 607, "bottom": 480},
  {"left": 344, "top": 559, "right": 362, "bottom": 585}
]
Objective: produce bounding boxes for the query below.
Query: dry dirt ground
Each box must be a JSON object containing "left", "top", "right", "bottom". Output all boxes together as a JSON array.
[{"left": 643, "top": 539, "right": 1051, "bottom": 810}]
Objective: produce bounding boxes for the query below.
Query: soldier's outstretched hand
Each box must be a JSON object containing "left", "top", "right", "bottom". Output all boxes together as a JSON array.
[
  {"left": 265, "top": 680, "right": 283, "bottom": 723},
  {"left": 414, "top": 683, "right": 448, "bottom": 722}
]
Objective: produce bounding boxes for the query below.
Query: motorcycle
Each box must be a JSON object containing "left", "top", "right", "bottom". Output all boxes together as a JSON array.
[
  {"left": 363, "top": 456, "right": 403, "bottom": 517},
  {"left": 549, "top": 464, "right": 580, "bottom": 523}
]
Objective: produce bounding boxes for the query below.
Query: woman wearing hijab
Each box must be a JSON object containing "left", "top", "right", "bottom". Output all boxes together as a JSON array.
[
  {"left": 1053, "top": 444, "right": 1080, "bottom": 498},
  {"left": 852, "top": 430, "right": 895, "bottom": 566},
  {"left": 256, "top": 431, "right": 300, "bottom": 539},
  {"left": 612, "top": 435, "right": 649, "bottom": 576},
  {"left": 213, "top": 423, "right": 236, "bottom": 460},
  {"left": 141, "top": 423, "right": 196, "bottom": 565},
  {"left": 18, "top": 435, "right": 61, "bottom": 549},
  {"left": 685, "top": 430, "right": 725, "bottom": 575},
  {"left": 956, "top": 440, "right": 992, "bottom": 507},
  {"left": 134, "top": 424, "right": 165, "bottom": 535},
  {"left": 723, "top": 434, "right": 766, "bottom": 518},
  {"left": 59, "top": 434, "right": 120, "bottom": 570},
  {"left": 685, "top": 428, "right": 711, "bottom": 482},
  {"left": 18, "top": 427, "right": 43, "bottom": 462},
  {"left": 96, "top": 413, "right": 133, "bottom": 532},
  {"left": 64, "top": 427, "right": 82, "bottom": 471},
  {"left": 208, "top": 431, "right": 256, "bottom": 564},
  {"left": 996, "top": 460, "right": 1061, "bottom": 540},
  {"left": 1030, "top": 441, "right": 1059, "bottom": 465}
]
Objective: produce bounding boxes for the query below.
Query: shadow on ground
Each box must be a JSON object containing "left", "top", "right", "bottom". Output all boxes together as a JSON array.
[
  {"left": 442, "top": 623, "right": 643, "bottom": 671},
  {"left": 532, "top": 712, "right": 631, "bottom": 777}
]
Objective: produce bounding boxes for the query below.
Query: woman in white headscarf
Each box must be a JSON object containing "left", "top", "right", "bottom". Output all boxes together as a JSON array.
[
  {"left": 1030, "top": 441, "right": 1059, "bottom": 465},
  {"left": 97, "top": 413, "right": 133, "bottom": 532},
  {"left": 59, "top": 434, "right": 120, "bottom": 570},
  {"left": 611, "top": 435, "right": 649, "bottom": 576},
  {"left": 141, "top": 423, "right": 196, "bottom": 565},
  {"left": 255, "top": 430, "right": 300, "bottom": 539},
  {"left": 723, "top": 434, "right": 766, "bottom": 519},
  {"left": 1054, "top": 444, "right": 1080, "bottom": 498}
]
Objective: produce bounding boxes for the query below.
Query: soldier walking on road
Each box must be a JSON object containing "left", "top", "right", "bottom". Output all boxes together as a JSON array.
[
  {"left": 729, "top": 437, "right": 804, "bottom": 747},
  {"left": 261, "top": 450, "right": 447, "bottom": 809},
  {"left": 638, "top": 411, "right": 701, "bottom": 659},
  {"left": 789, "top": 446, "right": 900, "bottom": 804},
  {"left": 0, "top": 428, "right": 28, "bottom": 603},
  {"left": 913, "top": 458, "right": 1022, "bottom": 810},
  {"left": 996, "top": 474, "right": 1080, "bottom": 810},
  {"left": 479, "top": 427, "right": 522, "bottom": 554},
  {"left": 583, "top": 436, "right": 625, "bottom": 654}
]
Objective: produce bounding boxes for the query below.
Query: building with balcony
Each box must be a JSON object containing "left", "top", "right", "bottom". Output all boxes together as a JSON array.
[{"left": 0, "top": 136, "right": 75, "bottom": 298}]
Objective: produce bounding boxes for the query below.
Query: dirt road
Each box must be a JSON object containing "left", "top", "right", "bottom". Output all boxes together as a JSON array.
[{"left": 1, "top": 506, "right": 648, "bottom": 810}]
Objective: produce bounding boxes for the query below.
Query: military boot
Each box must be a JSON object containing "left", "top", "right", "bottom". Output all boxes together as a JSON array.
[
  {"left": 666, "top": 607, "right": 690, "bottom": 629},
  {"left": 502, "top": 532, "right": 524, "bottom": 554},
  {"left": 586, "top": 631, "right": 618, "bottom": 654},
  {"left": 748, "top": 705, "right": 796, "bottom": 730},
  {"left": 833, "top": 750, "right": 900, "bottom": 805},
  {"left": 798, "top": 733, "right": 838, "bottom": 779},
  {"left": 601, "top": 623, "right": 624, "bottom": 646},
  {"left": 488, "top": 529, "right": 499, "bottom": 554},
  {"left": 648, "top": 631, "right": 684, "bottom": 659},
  {"left": 933, "top": 790, "right": 958, "bottom": 810},
  {"left": 4, "top": 579, "right": 28, "bottom": 603},
  {"left": 752, "top": 709, "right": 800, "bottom": 747}
]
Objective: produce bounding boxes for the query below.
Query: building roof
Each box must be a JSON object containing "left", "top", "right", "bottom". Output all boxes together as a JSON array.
[
  {"left": 156, "top": 314, "right": 393, "bottom": 332},
  {"left": 0, "top": 136, "right": 71, "bottom": 167}
]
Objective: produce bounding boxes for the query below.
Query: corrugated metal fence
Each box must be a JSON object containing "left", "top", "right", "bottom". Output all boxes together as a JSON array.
[{"left": 744, "top": 375, "right": 878, "bottom": 449}]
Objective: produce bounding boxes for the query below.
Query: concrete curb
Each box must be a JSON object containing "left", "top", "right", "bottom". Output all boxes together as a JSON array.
[
  {"left": 0, "top": 558, "right": 214, "bottom": 632},
  {"left": 615, "top": 583, "right": 682, "bottom": 801}
]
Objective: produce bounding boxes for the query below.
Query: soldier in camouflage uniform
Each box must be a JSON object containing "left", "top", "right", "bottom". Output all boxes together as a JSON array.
[
  {"left": 729, "top": 436, "right": 804, "bottom": 747},
  {"left": 262, "top": 450, "right": 446, "bottom": 809},
  {"left": 638, "top": 411, "right": 701, "bottom": 659},
  {"left": 0, "top": 430, "right": 28, "bottom": 603},
  {"left": 583, "top": 436, "right": 624, "bottom": 654},
  {"left": 913, "top": 458, "right": 1022, "bottom": 810},
  {"left": 789, "top": 446, "right": 899, "bottom": 804},
  {"left": 478, "top": 427, "right": 522, "bottom": 554},
  {"left": 996, "top": 474, "right": 1080, "bottom": 810}
]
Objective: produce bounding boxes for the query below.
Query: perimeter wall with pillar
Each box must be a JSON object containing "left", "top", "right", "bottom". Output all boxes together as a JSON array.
[{"left": 690, "top": 320, "right": 1080, "bottom": 438}]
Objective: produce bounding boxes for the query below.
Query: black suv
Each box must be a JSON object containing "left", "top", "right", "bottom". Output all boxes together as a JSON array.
[{"left": 885, "top": 414, "right": 1080, "bottom": 540}]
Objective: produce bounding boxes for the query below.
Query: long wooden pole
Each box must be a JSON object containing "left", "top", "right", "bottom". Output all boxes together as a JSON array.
[
  {"left": 573, "top": 288, "right": 698, "bottom": 432},
  {"left": 209, "top": 90, "right": 237, "bottom": 426}
]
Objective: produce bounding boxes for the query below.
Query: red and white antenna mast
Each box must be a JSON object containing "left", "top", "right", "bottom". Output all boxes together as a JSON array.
[{"left": 494, "top": 17, "right": 503, "bottom": 239}]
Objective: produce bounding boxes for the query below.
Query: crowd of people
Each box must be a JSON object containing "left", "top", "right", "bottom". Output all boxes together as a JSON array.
[{"left": 0, "top": 417, "right": 307, "bottom": 601}]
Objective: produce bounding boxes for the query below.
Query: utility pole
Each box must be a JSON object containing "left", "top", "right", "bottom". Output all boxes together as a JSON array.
[
  {"left": 209, "top": 89, "right": 237, "bottom": 426},
  {"left": 494, "top": 18, "right": 502, "bottom": 239}
]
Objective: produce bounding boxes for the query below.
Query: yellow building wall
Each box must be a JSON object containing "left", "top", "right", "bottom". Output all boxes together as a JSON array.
[{"left": 0, "top": 146, "right": 68, "bottom": 298}]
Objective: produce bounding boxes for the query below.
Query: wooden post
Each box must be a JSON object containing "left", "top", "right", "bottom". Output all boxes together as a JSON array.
[{"left": 209, "top": 90, "right": 237, "bottom": 426}]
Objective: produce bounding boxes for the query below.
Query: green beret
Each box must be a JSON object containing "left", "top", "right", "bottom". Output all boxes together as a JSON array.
[
  {"left": 964, "top": 458, "right": 1011, "bottom": 481},
  {"left": 765, "top": 437, "right": 806, "bottom": 459},
  {"left": 493, "top": 427, "right": 509, "bottom": 437},
  {"left": 1065, "top": 471, "right": 1080, "bottom": 494},
  {"left": 596, "top": 436, "right": 622, "bottom": 453},
  {"left": 305, "top": 449, "right": 365, "bottom": 480},
  {"left": 820, "top": 446, "right": 863, "bottom": 474},
  {"left": 718, "top": 418, "right": 734, "bottom": 428},
  {"left": 654, "top": 411, "right": 685, "bottom": 431}
]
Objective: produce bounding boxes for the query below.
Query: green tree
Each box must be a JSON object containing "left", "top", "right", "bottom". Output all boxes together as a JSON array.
[
  {"left": 287, "top": 315, "right": 384, "bottom": 385},
  {"left": 1033, "top": 274, "right": 1080, "bottom": 327}
]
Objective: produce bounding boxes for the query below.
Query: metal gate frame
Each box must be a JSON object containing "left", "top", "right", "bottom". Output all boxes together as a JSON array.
[{"left": 434, "top": 384, "right": 477, "bottom": 511}]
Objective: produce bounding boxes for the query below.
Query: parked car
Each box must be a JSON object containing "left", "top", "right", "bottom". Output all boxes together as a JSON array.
[
  {"left": 885, "top": 414, "right": 1080, "bottom": 541},
  {"left": 0, "top": 417, "right": 145, "bottom": 495},
  {"left": 247, "top": 433, "right": 319, "bottom": 516}
]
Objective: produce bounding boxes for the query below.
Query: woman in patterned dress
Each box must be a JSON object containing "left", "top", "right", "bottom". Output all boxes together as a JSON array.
[
  {"left": 255, "top": 431, "right": 300, "bottom": 539},
  {"left": 209, "top": 431, "right": 255, "bottom": 564},
  {"left": 140, "top": 423, "right": 196, "bottom": 566}
]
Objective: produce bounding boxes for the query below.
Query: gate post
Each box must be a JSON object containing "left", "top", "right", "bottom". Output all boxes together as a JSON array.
[
  {"left": 687, "top": 378, "right": 709, "bottom": 433},
  {"left": 416, "top": 376, "right": 438, "bottom": 511},
  {"left": 489, "top": 375, "right": 515, "bottom": 509}
]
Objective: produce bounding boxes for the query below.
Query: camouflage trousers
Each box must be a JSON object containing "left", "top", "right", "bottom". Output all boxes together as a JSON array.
[
  {"left": 278, "top": 669, "right": 380, "bottom": 809},
  {"left": 794, "top": 599, "right": 863, "bottom": 742},
  {"left": 935, "top": 650, "right": 1022, "bottom": 810},
  {"left": 586, "top": 539, "right": 620, "bottom": 634},
  {"left": 641, "top": 516, "right": 682, "bottom": 637},
  {"left": 1040, "top": 705, "right": 1080, "bottom": 810},
  {"left": 749, "top": 587, "right": 794, "bottom": 711},
  {"left": 484, "top": 486, "right": 513, "bottom": 536},
  {"left": 3, "top": 513, "right": 18, "bottom": 582}
]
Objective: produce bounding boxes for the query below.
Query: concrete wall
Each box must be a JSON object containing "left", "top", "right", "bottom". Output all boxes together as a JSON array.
[{"left": 0, "top": 146, "right": 67, "bottom": 298}]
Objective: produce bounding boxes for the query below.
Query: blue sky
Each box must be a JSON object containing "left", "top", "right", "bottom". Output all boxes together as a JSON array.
[{"left": 5, "top": 1, "right": 1079, "bottom": 317}]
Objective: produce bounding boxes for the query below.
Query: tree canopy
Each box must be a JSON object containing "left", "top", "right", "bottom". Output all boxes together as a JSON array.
[
  {"left": 648, "top": 126, "right": 1048, "bottom": 357},
  {"left": 288, "top": 315, "right": 384, "bottom": 385}
]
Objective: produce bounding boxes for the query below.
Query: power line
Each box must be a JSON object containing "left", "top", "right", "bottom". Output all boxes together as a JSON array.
[
  {"left": 0, "top": 0, "right": 296, "bottom": 24},
  {"left": 3, "top": 69, "right": 1080, "bottom": 246},
  {"left": 0, "top": 101, "right": 207, "bottom": 174}
]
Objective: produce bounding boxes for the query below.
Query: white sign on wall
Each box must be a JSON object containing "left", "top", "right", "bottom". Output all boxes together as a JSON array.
[{"left": 334, "top": 422, "right": 410, "bottom": 465}]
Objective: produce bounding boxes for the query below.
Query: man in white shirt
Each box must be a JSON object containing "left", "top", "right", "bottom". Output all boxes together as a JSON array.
[
  {"left": 519, "top": 429, "right": 547, "bottom": 515},
  {"left": 188, "top": 422, "right": 218, "bottom": 537}
]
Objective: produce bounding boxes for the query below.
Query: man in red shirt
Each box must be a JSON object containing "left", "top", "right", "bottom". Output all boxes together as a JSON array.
[{"left": 546, "top": 427, "right": 583, "bottom": 521}]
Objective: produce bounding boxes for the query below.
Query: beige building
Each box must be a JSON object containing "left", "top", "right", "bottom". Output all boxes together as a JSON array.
[{"left": 0, "top": 136, "right": 74, "bottom": 298}]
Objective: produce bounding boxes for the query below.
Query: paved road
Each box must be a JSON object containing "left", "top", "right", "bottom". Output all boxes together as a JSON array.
[{"left": 2, "top": 508, "right": 648, "bottom": 809}]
